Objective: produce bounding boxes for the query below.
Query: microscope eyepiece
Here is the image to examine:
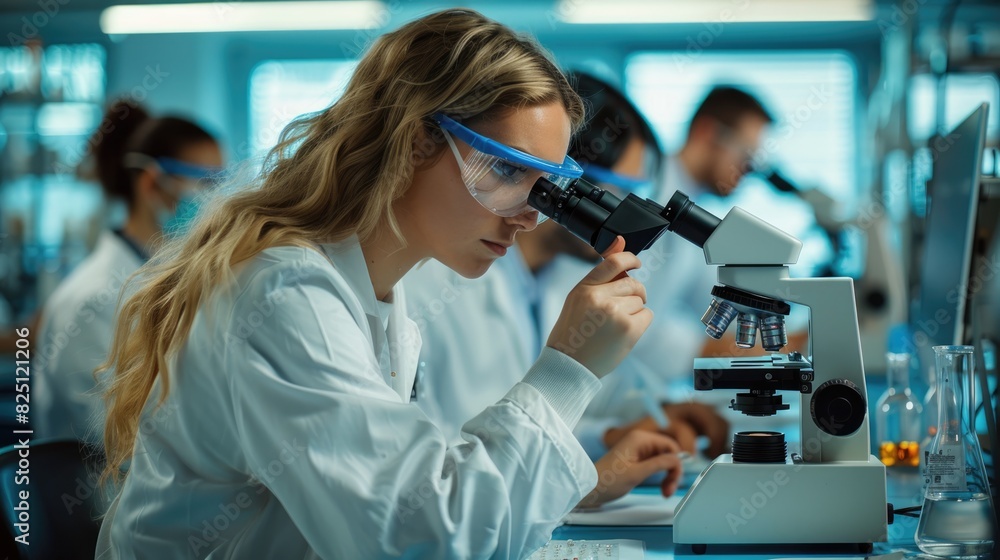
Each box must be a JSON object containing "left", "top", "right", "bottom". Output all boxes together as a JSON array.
[
  {"left": 527, "top": 177, "right": 723, "bottom": 255},
  {"left": 663, "top": 191, "right": 722, "bottom": 248}
]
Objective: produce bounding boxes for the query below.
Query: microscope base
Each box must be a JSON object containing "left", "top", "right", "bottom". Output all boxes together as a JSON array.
[{"left": 673, "top": 454, "right": 887, "bottom": 546}]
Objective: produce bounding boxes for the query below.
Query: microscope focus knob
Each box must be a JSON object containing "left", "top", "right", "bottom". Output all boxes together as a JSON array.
[{"left": 810, "top": 379, "right": 866, "bottom": 436}]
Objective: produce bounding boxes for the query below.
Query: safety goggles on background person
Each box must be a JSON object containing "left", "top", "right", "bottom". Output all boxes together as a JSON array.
[
  {"left": 580, "top": 162, "right": 655, "bottom": 199},
  {"left": 124, "top": 152, "right": 225, "bottom": 194},
  {"left": 434, "top": 113, "right": 583, "bottom": 222},
  {"left": 124, "top": 153, "right": 223, "bottom": 236}
]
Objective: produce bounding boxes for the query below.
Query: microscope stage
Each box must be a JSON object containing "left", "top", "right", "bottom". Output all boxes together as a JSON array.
[{"left": 694, "top": 353, "right": 814, "bottom": 393}]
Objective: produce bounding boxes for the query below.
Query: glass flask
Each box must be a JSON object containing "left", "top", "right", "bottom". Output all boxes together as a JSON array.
[
  {"left": 876, "top": 352, "right": 923, "bottom": 467},
  {"left": 921, "top": 358, "right": 941, "bottom": 476},
  {"left": 915, "top": 346, "right": 996, "bottom": 557}
]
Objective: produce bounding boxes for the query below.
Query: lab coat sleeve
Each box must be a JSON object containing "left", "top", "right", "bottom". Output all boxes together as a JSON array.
[{"left": 228, "top": 262, "right": 601, "bottom": 559}]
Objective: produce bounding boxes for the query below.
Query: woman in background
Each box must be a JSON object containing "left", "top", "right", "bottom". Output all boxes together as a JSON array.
[{"left": 34, "top": 100, "right": 222, "bottom": 444}]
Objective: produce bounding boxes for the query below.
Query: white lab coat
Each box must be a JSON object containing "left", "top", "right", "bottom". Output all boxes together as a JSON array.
[
  {"left": 404, "top": 257, "right": 533, "bottom": 444},
  {"left": 97, "top": 237, "right": 601, "bottom": 559},
  {"left": 34, "top": 231, "right": 144, "bottom": 444},
  {"left": 406, "top": 250, "right": 622, "bottom": 460}
]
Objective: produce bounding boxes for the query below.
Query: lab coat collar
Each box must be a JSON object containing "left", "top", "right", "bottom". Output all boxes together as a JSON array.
[
  {"left": 319, "top": 234, "right": 388, "bottom": 320},
  {"left": 318, "top": 234, "right": 419, "bottom": 402}
]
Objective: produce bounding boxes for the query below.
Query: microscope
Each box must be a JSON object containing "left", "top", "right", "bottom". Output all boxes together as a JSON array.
[{"left": 529, "top": 178, "right": 888, "bottom": 552}]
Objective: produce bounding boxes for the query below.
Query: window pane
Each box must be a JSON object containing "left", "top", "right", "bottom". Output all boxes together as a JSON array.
[
  {"left": 908, "top": 73, "right": 999, "bottom": 143},
  {"left": 625, "top": 51, "right": 858, "bottom": 276},
  {"left": 248, "top": 60, "right": 358, "bottom": 156},
  {"left": 626, "top": 50, "right": 858, "bottom": 207}
]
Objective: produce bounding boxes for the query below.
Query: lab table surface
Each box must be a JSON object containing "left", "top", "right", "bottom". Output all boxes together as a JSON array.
[{"left": 552, "top": 452, "right": 928, "bottom": 559}]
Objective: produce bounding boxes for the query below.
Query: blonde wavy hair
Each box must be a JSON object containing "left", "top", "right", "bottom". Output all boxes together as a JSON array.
[{"left": 99, "top": 9, "right": 585, "bottom": 482}]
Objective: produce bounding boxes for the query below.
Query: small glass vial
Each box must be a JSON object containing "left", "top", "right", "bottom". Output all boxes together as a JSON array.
[
  {"left": 876, "top": 352, "right": 923, "bottom": 468},
  {"left": 915, "top": 345, "right": 996, "bottom": 557}
]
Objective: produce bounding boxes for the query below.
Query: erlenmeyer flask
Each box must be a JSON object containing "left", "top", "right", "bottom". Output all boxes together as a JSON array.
[{"left": 915, "top": 345, "right": 996, "bottom": 557}]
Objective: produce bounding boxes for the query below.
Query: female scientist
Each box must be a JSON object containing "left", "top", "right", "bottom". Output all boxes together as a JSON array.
[
  {"left": 97, "top": 10, "right": 668, "bottom": 559},
  {"left": 34, "top": 100, "right": 222, "bottom": 444}
]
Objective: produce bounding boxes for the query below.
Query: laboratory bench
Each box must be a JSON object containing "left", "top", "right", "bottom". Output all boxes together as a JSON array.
[
  {"left": 552, "top": 467, "right": 927, "bottom": 559},
  {"left": 551, "top": 374, "right": 932, "bottom": 559}
]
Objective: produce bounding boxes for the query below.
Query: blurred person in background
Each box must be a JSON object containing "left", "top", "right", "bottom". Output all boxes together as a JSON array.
[
  {"left": 599, "top": 86, "right": 810, "bottom": 451},
  {"left": 34, "top": 99, "right": 222, "bottom": 444}
]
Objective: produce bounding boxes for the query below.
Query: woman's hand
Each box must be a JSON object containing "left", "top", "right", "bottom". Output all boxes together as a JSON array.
[
  {"left": 578, "top": 430, "right": 683, "bottom": 509},
  {"left": 547, "top": 236, "right": 652, "bottom": 378}
]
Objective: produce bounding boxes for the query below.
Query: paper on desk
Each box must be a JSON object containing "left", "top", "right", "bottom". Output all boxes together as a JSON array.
[{"left": 563, "top": 493, "right": 681, "bottom": 526}]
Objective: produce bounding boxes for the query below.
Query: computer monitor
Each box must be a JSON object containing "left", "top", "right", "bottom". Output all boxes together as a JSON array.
[{"left": 915, "top": 103, "right": 989, "bottom": 351}]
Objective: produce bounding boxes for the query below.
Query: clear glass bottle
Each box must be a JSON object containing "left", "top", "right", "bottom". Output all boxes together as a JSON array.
[
  {"left": 915, "top": 346, "right": 996, "bottom": 557},
  {"left": 876, "top": 352, "right": 923, "bottom": 467}
]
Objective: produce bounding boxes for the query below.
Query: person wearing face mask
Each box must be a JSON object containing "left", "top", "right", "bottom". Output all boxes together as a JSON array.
[{"left": 33, "top": 100, "right": 222, "bottom": 445}]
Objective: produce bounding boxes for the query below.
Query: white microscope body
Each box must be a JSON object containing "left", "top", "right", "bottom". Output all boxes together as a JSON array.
[{"left": 671, "top": 207, "right": 888, "bottom": 550}]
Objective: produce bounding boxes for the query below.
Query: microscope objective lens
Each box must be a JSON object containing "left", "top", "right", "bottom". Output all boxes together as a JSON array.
[
  {"left": 704, "top": 300, "right": 739, "bottom": 339},
  {"left": 700, "top": 299, "right": 719, "bottom": 326},
  {"left": 759, "top": 314, "right": 788, "bottom": 351},
  {"left": 735, "top": 313, "right": 758, "bottom": 348}
]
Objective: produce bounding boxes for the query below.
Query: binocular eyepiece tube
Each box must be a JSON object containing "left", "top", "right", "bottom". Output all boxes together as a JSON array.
[{"left": 528, "top": 176, "right": 720, "bottom": 255}]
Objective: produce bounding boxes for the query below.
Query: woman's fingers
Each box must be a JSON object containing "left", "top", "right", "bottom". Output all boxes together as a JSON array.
[
  {"left": 600, "top": 235, "right": 626, "bottom": 259},
  {"left": 581, "top": 251, "right": 641, "bottom": 286},
  {"left": 597, "top": 275, "right": 648, "bottom": 304}
]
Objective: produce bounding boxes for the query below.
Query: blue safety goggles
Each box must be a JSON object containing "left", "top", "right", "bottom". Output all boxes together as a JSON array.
[
  {"left": 156, "top": 157, "right": 224, "bottom": 183},
  {"left": 434, "top": 113, "right": 583, "bottom": 219},
  {"left": 580, "top": 162, "right": 654, "bottom": 197},
  {"left": 124, "top": 153, "right": 224, "bottom": 186}
]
